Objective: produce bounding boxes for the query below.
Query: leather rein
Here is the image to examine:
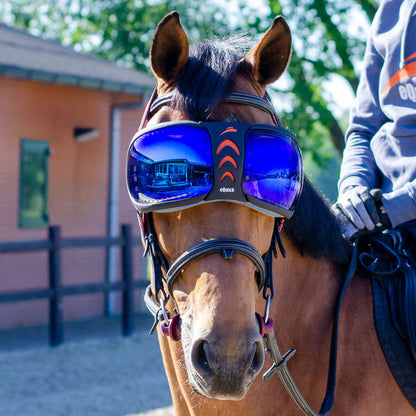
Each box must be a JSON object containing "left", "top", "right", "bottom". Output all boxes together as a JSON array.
[{"left": 139, "top": 90, "right": 358, "bottom": 416}]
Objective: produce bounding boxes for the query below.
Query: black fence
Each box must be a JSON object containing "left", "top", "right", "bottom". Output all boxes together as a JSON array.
[{"left": 0, "top": 224, "right": 147, "bottom": 346}]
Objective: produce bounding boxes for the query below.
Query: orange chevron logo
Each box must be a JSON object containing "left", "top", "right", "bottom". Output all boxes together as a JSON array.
[
  {"left": 216, "top": 138, "right": 240, "bottom": 183},
  {"left": 216, "top": 139, "right": 240, "bottom": 155},
  {"left": 220, "top": 126, "right": 238, "bottom": 135},
  {"left": 219, "top": 155, "right": 238, "bottom": 169},
  {"left": 220, "top": 171, "right": 235, "bottom": 182}
]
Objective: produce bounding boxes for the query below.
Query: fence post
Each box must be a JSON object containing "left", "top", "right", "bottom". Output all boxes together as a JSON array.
[
  {"left": 121, "top": 224, "right": 134, "bottom": 336},
  {"left": 49, "top": 225, "right": 64, "bottom": 346}
]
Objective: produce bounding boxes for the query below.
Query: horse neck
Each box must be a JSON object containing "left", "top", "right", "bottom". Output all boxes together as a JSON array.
[{"left": 272, "top": 234, "right": 344, "bottom": 348}]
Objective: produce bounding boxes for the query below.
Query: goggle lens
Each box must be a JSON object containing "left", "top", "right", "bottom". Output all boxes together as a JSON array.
[
  {"left": 243, "top": 129, "right": 302, "bottom": 210},
  {"left": 127, "top": 125, "right": 213, "bottom": 207}
]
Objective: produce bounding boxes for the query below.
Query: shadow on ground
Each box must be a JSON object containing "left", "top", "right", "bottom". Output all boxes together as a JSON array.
[{"left": 0, "top": 314, "right": 173, "bottom": 416}]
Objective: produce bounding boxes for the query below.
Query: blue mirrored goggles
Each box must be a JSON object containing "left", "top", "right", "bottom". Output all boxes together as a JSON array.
[{"left": 127, "top": 121, "right": 303, "bottom": 218}]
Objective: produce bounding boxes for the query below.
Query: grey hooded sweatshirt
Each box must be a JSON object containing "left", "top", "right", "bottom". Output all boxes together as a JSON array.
[{"left": 338, "top": 0, "right": 416, "bottom": 228}]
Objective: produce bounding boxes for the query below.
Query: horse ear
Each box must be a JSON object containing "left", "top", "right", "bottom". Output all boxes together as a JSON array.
[
  {"left": 150, "top": 11, "right": 189, "bottom": 84},
  {"left": 242, "top": 16, "right": 292, "bottom": 86}
]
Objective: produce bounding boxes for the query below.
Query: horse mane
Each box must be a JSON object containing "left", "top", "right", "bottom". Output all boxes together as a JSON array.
[
  {"left": 175, "top": 39, "right": 351, "bottom": 265},
  {"left": 284, "top": 178, "right": 351, "bottom": 265}
]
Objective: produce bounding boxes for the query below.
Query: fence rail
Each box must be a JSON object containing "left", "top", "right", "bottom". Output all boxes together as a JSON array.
[{"left": 0, "top": 224, "right": 147, "bottom": 346}]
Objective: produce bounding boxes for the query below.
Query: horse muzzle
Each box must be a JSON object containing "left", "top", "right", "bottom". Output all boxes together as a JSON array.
[{"left": 186, "top": 326, "right": 265, "bottom": 400}]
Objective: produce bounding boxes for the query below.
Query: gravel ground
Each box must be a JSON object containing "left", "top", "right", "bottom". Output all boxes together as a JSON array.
[{"left": 0, "top": 316, "right": 174, "bottom": 416}]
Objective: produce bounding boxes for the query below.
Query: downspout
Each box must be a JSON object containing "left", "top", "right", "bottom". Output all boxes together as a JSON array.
[{"left": 105, "top": 99, "right": 145, "bottom": 316}]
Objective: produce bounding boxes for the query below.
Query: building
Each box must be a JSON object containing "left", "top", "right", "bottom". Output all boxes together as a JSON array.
[{"left": 0, "top": 22, "right": 155, "bottom": 328}]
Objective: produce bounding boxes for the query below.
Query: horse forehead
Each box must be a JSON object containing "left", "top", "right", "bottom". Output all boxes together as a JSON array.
[
  {"left": 154, "top": 203, "right": 274, "bottom": 259},
  {"left": 157, "top": 203, "right": 259, "bottom": 235},
  {"left": 226, "top": 73, "right": 274, "bottom": 124},
  {"left": 214, "top": 101, "right": 272, "bottom": 124}
]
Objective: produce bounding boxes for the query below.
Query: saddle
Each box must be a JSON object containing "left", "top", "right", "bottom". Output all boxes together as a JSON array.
[{"left": 357, "top": 229, "right": 416, "bottom": 407}]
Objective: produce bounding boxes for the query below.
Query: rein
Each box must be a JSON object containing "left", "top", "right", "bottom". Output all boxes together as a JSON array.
[
  {"left": 262, "top": 241, "right": 358, "bottom": 416},
  {"left": 138, "top": 90, "right": 358, "bottom": 416}
]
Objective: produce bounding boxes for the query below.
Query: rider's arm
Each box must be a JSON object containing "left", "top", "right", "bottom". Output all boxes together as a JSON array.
[{"left": 338, "top": 27, "right": 389, "bottom": 196}]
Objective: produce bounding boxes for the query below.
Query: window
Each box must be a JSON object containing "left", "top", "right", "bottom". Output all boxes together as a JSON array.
[{"left": 19, "top": 139, "right": 50, "bottom": 228}]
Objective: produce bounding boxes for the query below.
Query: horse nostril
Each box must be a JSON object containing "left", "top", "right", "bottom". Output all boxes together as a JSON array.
[
  {"left": 251, "top": 339, "right": 265, "bottom": 374},
  {"left": 191, "top": 339, "right": 212, "bottom": 377}
]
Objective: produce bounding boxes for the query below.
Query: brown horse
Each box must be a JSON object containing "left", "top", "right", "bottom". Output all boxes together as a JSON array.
[{"left": 129, "top": 12, "right": 415, "bottom": 416}]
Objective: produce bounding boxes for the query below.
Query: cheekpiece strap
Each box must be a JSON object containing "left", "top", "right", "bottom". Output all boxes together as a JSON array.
[
  {"left": 262, "top": 219, "right": 286, "bottom": 301},
  {"left": 140, "top": 212, "right": 169, "bottom": 303}
]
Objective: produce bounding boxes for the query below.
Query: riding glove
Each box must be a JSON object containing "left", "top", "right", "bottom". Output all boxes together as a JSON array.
[
  {"left": 337, "top": 185, "right": 381, "bottom": 230},
  {"left": 332, "top": 186, "right": 392, "bottom": 239}
]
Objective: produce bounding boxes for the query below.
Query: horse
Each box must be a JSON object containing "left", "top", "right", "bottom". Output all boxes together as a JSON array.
[{"left": 127, "top": 11, "right": 416, "bottom": 415}]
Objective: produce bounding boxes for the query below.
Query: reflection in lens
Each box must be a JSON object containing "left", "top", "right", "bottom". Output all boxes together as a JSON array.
[
  {"left": 127, "top": 125, "right": 213, "bottom": 209},
  {"left": 243, "top": 129, "right": 303, "bottom": 211}
]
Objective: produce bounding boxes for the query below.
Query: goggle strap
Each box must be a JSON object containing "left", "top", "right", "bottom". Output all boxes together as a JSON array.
[
  {"left": 275, "top": 219, "right": 287, "bottom": 258},
  {"left": 147, "top": 90, "right": 279, "bottom": 124},
  {"left": 150, "top": 91, "right": 175, "bottom": 114},
  {"left": 139, "top": 89, "right": 158, "bottom": 130},
  {"left": 224, "top": 92, "right": 279, "bottom": 124}
]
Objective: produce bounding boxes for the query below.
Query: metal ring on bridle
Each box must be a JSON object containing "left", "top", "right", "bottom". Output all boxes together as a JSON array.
[{"left": 165, "top": 238, "right": 266, "bottom": 295}]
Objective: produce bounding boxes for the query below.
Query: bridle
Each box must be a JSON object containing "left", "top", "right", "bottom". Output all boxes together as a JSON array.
[
  {"left": 137, "top": 89, "right": 358, "bottom": 416},
  {"left": 139, "top": 89, "right": 284, "bottom": 337},
  {"left": 141, "top": 206, "right": 283, "bottom": 340}
]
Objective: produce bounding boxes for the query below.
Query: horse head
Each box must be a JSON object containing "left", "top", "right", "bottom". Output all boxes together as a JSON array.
[{"left": 130, "top": 11, "right": 295, "bottom": 400}]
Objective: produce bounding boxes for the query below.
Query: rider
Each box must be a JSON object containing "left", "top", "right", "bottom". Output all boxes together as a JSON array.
[{"left": 333, "top": 0, "right": 416, "bottom": 263}]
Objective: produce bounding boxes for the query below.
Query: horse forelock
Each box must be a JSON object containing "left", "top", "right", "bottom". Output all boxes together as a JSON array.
[
  {"left": 284, "top": 179, "right": 351, "bottom": 265},
  {"left": 174, "top": 38, "right": 250, "bottom": 120}
]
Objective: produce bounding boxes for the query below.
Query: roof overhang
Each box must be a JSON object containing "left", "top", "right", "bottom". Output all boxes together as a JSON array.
[{"left": 0, "top": 64, "right": 154, "bottom": 95}]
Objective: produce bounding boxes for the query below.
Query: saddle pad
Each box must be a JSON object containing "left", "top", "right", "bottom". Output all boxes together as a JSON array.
[{"left": 372, "top": 278, "right": 416, "bottom": 408}]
